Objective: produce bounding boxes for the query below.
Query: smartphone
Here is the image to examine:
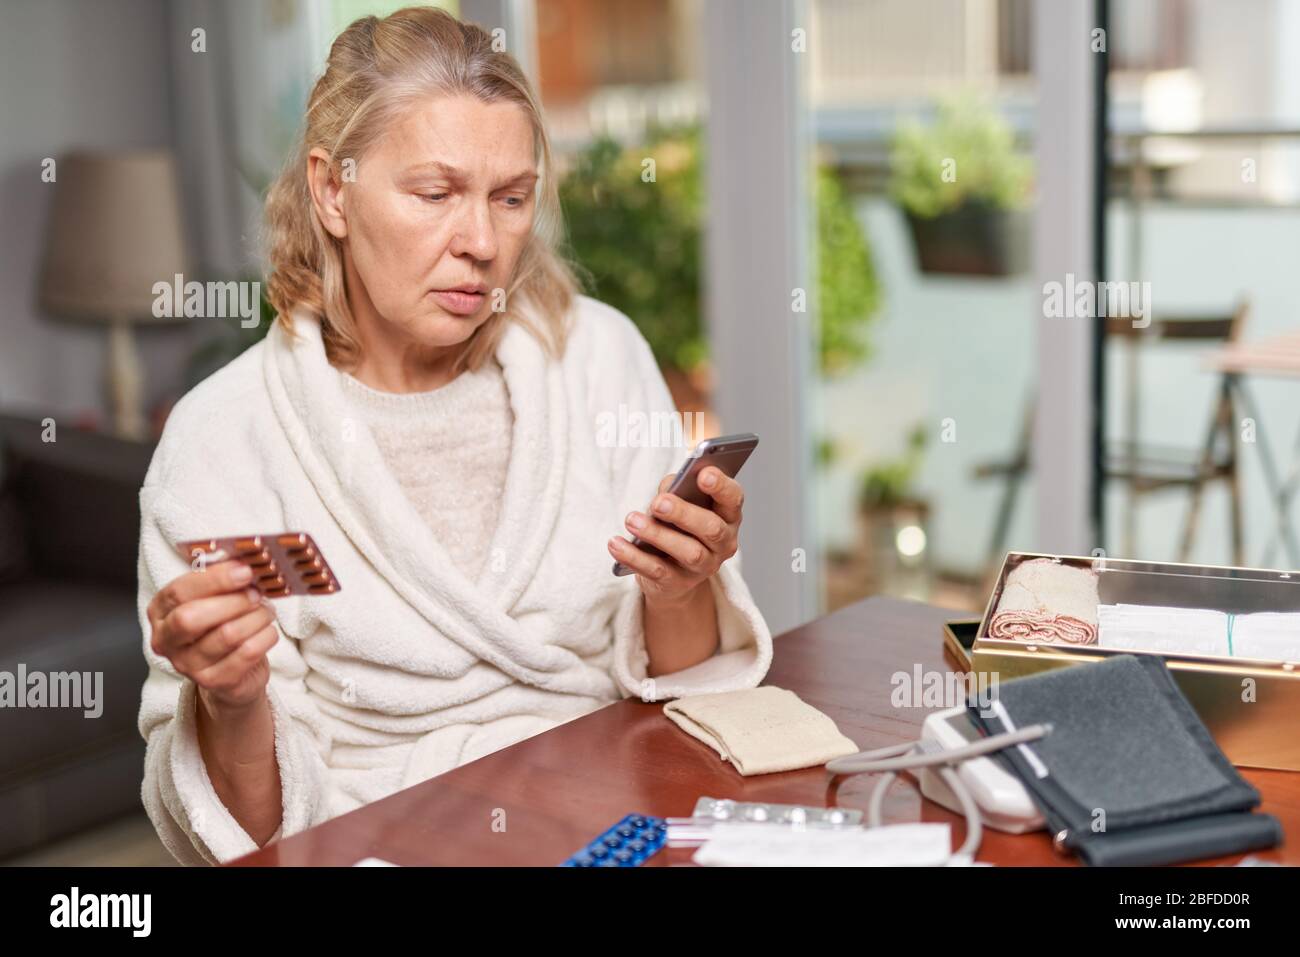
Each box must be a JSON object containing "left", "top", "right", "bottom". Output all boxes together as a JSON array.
[{"left": 612, "top": 432, "right": 759, "bottom": 577}]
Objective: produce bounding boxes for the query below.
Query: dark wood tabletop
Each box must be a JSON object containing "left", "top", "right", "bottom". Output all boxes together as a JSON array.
[{"left": 230, "top": 595, "right": 1298, "bottom": 866}]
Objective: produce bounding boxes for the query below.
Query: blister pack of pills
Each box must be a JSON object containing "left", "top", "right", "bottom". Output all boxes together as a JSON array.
[
  {"left": 176, "top": 532, "right": 342, "bottom": 598},
  {"left": 692, "top": 797, "right": 862, "bottom": 826},
  {"left": 666, "top": 797, "right": 864, "bottom": 847},
  {"left": 560, "top": 813, "right": 668, "bottom": 867}
]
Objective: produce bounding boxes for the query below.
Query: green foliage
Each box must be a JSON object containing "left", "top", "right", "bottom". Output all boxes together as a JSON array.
[
  {"left": 815, "top": 435, "right": 839, "bottom": 469},
  {"left": 816, "top": 163, "right": 879, "bottom": 375},
  {"left": 860, "top": 423, "right": 928, "bottom": 509},
  {"left": 889, "top": 94, "right": 1033, "bottom": 219},
  {"left": 559, "top": 128, "right": 707, "bottom": 373},
  {"left": 559, "top": 124, "right": 880, "bottom": 376}
]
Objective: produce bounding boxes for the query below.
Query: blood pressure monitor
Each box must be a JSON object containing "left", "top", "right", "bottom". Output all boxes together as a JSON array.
[{"left": 917, "top": 706, "right": 1045, "bottom": 834}]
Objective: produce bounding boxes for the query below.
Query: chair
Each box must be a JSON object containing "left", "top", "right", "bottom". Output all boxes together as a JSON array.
[
  {"left": 1104, "top": 300, "right": 1249, "bottom": 564},
  {"left": 973, "top": 300, "right": 1250, "bottom": 569},
  {"left": 0, "top": 414, "right": 153, "bottom": 859}
]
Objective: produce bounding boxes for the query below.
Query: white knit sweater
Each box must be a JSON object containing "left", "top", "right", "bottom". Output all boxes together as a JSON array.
[
  {"left": 136, "top": 296, "right": 774, "bottom": 865},
  {"left": 339, "top": 359, "right": 513, "bottom": 581}
]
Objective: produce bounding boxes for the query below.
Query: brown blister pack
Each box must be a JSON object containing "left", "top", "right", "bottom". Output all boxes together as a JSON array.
[{"left": 176, "top": 532, "right": 342, "bottom": 598}]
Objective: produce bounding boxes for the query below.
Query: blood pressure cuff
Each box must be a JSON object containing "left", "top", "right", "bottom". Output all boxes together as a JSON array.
[{"left": 967, "top": 654, "right": 1283, "bottom": 866}]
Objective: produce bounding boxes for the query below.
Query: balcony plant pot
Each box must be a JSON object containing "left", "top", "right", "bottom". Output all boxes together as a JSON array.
[{"left": 904, "top": 201, "right": 1029, "bottom": 277}]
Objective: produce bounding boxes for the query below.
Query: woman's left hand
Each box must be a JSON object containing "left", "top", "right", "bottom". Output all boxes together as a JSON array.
[{"left": 608, "top": 465, "right": 744, "bottom": 605}]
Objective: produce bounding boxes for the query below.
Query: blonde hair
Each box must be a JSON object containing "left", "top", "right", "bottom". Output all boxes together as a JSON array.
[{"left": 264, "top": 5, "right": 576, "bottom": 372}]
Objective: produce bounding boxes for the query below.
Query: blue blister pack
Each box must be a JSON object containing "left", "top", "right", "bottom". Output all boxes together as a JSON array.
[{"left": 561, "top": 813, "right": 668, "bottom": 867}]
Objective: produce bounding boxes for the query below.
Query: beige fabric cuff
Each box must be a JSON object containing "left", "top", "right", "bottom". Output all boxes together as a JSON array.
[{"left": 663, "top": 686, "right": 859, "bottom": 776}]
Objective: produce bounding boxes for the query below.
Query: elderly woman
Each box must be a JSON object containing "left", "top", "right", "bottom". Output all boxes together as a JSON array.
[{"left": 137, "top": 6, "right": 772, "bottom": 865}]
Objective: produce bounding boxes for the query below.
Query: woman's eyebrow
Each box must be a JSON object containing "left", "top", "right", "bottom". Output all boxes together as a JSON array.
[
  {"left": 395, "top": 162, "right": 538, "bottom": 189},
  {"left": 496, "top": 170, "right": 539, "bottom": 189},
  {"left": 396, "top": 160, "right": 465, "bottom": 184}
]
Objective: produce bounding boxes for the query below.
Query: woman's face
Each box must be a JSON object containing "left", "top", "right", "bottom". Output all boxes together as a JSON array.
[{"left": 317, "top": 93, "right": 538, "bottom": 350}]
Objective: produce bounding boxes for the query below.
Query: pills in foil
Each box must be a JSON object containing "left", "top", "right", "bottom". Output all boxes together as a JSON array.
[
  {"left": 691, "top": 797, "right": 862, "bottom": 827},
  {"left": 561, "top": 813, "right": 667, "bottom": 867},
  {"left": 176, "top": 532, "right": 342, "bottom": 598}
]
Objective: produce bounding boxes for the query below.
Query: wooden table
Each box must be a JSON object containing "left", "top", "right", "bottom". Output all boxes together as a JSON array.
[{"left": 231, "top": 596, "right": 1298, "bottom": 866}]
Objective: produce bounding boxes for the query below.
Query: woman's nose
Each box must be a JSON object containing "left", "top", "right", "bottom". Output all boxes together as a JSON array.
[{"left": 450, "top": 200, "right": 497, "bottom": 262}]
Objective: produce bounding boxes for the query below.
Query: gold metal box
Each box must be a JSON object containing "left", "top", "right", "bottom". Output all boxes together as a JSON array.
[{"left": 969, "top": 551, "right": 1300, "bottom": 771}]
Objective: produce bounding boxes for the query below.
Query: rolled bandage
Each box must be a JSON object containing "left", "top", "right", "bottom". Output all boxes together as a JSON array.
[{"left": 988, "top": 558, "right": 1100, "bottom": 645}]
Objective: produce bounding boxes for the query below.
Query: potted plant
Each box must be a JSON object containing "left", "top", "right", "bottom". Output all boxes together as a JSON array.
[
  {"left": 889, "top": 94, "right": 1033, "bottom": 276},
  {"left": 858, "top": 424, "right": 931, "bottom": 595},
  {"left": 559, "top": 124, "right": 880, "bottom": 422},
  {"left": 559, "top": 127, "right": 709, "bottom": 417}
]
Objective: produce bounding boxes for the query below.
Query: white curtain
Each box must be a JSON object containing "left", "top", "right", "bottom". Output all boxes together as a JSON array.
[{"left": 165, "top": 0, "right": 322, "bottom": 278}]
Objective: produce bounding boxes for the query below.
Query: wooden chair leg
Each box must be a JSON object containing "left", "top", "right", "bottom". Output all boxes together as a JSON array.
[
  {"left": 1226, "top": 386, "right": 1245, "bottom": 566},
  {"left": 1228, "top": 448, "right": 1244, "bottom": 566},
  {"left": 1178, "top": 378, "right": 1230, "bottom": 562}
]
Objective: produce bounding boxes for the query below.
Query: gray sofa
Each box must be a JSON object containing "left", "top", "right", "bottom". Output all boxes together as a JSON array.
[{"left": 0, "top": 414, "right": 154, "bottom": 859}]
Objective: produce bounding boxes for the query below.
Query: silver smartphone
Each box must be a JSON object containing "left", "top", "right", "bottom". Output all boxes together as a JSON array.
[{"left": 611, "top": 432, "right": 759, "bottom": 576}]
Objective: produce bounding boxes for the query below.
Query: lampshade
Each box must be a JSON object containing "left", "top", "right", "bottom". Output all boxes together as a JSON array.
[{"left": 38, "top": 149, "right": 189, "bottom": 322}]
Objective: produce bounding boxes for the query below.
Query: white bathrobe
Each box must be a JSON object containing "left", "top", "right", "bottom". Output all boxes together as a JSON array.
[{"left": 136, "top": 295, "right": 773, "bottom": 865}]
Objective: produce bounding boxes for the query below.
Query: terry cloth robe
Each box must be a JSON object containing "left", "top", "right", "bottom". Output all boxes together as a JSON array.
[{"left": 136, "top": 295, "right": 774, "bottom": 865}]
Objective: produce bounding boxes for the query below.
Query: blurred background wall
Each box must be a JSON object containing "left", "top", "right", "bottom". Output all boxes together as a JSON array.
[
  {"left": 7, "top": 0, "right": 1300, "bottom": 651},
  {"left": 0, "top": 0, "right": 191, "bottom": 423}
]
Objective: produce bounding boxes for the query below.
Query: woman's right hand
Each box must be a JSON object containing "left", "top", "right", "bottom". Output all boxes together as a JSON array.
[{"left": 146, "top": 560, "right": 279, "bottom": 711}]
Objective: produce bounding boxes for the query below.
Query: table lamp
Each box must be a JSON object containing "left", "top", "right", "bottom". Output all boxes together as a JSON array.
[{"left": 38, "top": 149, "right": 189, "bottom": 440}]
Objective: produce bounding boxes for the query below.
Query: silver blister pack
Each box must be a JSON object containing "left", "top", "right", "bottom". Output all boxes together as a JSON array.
[{"left": 691, "top": 797, "right": 862, "bottom": 827}]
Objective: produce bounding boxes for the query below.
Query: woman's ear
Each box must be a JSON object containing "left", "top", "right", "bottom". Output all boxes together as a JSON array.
[{"left": 307, "top": 147, "right": 348, "bottom": 240}]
